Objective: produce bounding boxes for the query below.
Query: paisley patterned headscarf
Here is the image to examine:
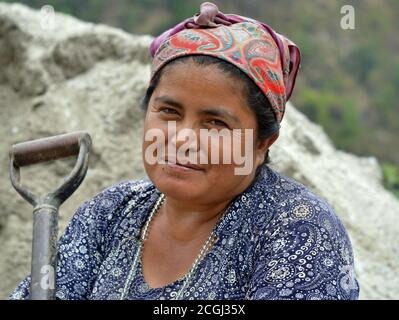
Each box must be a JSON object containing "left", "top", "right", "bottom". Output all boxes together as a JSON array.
[{"left": 149, "top": 2, "right": 301, "bottom": 123}]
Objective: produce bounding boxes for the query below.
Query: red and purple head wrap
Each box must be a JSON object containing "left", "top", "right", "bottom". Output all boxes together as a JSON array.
[{"left": 149, "top": 2, "right": 301, "bottom": 123}]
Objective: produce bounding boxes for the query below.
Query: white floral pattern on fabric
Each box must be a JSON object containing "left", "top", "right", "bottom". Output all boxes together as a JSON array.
[{"left": 9, "top": 165, "right": 359, "bottom": 300}]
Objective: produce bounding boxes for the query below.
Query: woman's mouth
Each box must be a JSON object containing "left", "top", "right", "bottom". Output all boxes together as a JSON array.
[{"left": 164, "top": 157, "right": 204, "bottom": 172}]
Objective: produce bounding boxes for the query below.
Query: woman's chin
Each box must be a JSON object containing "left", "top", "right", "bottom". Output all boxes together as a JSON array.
[
  {"left": 147, "top": 166, "right": 206, "bottom": 199},
  {"left": 155, "top": 179, "right": 202, "bottom": 200}
]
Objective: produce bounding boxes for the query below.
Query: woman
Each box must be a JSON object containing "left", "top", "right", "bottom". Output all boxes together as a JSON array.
[{"left": 10, "top": 2, "right": 359, "bottom": 300}]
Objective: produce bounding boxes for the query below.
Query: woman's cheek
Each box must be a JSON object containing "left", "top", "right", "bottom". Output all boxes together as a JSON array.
[
  {"left": 143, "top": 121, "right": 169, "bottom": 166},
  {"left": 201, "top": 131, "right": 237, "bottom": 169}
]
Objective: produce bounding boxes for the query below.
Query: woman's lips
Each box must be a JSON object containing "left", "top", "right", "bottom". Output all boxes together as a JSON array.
[{"left": 164, "top": 158, "right": 204, "bottom": 172}]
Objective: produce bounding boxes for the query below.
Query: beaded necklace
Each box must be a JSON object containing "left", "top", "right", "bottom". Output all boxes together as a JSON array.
[{"left": 120, "top": 193, "right": 222, "bottom": 300}]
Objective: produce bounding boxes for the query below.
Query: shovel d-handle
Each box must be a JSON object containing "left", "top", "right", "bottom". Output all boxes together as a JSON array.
[{"left": 9, "top": 131, "right": 92, "bottom": 300}]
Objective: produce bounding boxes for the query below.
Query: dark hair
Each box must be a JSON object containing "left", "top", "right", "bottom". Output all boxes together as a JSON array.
[{"left": 140, "top": 55, "right": 280, "bottom": 175}]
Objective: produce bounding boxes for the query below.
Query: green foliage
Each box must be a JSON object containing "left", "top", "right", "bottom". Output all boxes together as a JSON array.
[
  {"left": 297, "top": 88, "right": 361, "bottom": 149},
  {"left": 382, "top": 163, "right": 399, "bottom": 199}
]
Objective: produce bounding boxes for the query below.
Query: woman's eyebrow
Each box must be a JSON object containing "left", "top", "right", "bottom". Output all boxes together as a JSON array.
[{"left": 154, "top": 95, "right": 183, "bottom": 109}]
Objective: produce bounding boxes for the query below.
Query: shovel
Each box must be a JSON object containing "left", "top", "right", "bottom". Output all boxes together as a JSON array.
[{"left": 9, "top": 131, "right": 92, "bottom": 300}]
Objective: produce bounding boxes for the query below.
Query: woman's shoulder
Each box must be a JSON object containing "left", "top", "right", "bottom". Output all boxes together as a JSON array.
[
  {"left": 69, "top": 178, "right": 157, "bottom": 235},
  {"left": 253, "top": 165, "right": 353, "bottom": 248},
  {"left": 87, "top": 178, "right": 156, "bottom": 209},
  {"left": 257, "top": 165, "right": 341, "bottom": 218},
  {"left": 59, "top": 178, "right": 159, "bottom": 255},
  {"left": 246, "top": 166, "right": 359, "bottom": 299},
  {"left": 97, "top": 178, "right": 155, "bottom": 198}
]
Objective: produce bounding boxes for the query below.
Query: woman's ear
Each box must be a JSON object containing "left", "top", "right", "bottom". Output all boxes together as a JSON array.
[
  {"left": 255, "top": 131, "right": 279, "bottom": 166},
  {"left": 268, "top": 131, "right": 280, "bottom": 147}
]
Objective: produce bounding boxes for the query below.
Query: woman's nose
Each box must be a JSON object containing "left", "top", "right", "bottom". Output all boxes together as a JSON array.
[
  {"left": 168, "top": 121, "right": 201, "bottom": 154},
  {"left": 176, "top": 129, "right": 199, "bottom": 154}
]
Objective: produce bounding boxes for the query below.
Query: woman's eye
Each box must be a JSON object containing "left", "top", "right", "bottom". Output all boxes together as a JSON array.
[
  {"left": 209, "top": 119, "right": 228, "bottom": 127},
  {"left": 160, "top": 107, "right": 178, "bottom": 115}
]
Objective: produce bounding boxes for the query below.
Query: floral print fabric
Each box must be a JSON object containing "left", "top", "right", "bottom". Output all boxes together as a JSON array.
[{"left": 10, "top": 165, "right": 359, "bottom": 300}]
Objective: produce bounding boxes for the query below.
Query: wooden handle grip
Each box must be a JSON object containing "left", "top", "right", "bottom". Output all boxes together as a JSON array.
[{"left": 10, "top": 131, "right": 90, "bottom": 167}]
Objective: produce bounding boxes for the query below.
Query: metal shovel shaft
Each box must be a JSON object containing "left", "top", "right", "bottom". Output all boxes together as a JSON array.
[
  {"left": 9, "top": 131, "right": 92, "bottom": 300},
  {"left": 30, "top": 204, "right": 58, "bottom": 299}
]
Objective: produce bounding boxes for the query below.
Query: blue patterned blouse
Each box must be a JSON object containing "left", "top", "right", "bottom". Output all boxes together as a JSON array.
[{"left": 10, "top": 165, "right": 359, "bottom": 300}]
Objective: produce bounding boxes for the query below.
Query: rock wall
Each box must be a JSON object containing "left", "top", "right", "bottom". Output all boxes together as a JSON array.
[{"left": 0, "top": 3, "right": 398, "bottom": 299}]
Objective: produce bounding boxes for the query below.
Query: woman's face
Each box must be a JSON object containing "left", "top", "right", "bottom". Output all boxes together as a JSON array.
[{"left": 142, "top": 59, "right": 277, "bottom": 206}]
